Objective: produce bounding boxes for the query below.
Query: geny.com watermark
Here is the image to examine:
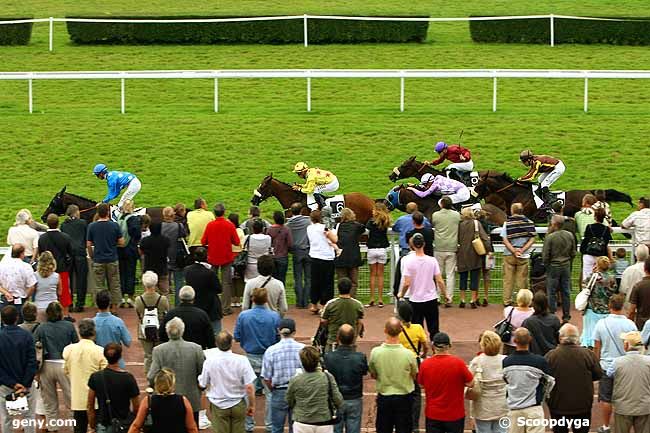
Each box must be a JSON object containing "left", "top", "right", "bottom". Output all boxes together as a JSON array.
[
  {"left": 12, "top": 418, "right": 76, "bottom": 430},
  {"left": 499, "top": 416, "right": 590, "bottom": 430}
]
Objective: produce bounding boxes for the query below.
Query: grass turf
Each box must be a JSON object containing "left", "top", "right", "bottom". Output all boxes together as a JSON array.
[{"left": 1, "top": 1, "right": 649, "bottom": 234}]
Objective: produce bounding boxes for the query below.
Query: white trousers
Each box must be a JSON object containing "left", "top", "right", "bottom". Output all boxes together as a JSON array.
[
  {"left": 447, "top": 187, "right": 471, "bottom": 204},
  {"left": 434, "top": 251, "right": 456, "bottom": 303},
  {"left": 307, "top": 177, "right": 339, "bottom": 209},
  {"left": 446, "top": 161, "right": 474, "bottom": 172},
  {"left": 582, "top": 254, "right": 597, "bottom": 281},
  {"left": 293, "top": 421, "right": 334, "bottom": 433},
  {"left": 539, "top": 161, "right": 565, "bottom": 189},
  {"left": 118, "top": 177, "right": 141, "bottom": 208}
]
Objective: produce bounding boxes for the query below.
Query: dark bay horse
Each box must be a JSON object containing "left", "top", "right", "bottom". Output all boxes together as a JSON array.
[
  {"left": 42, "top": 186, "right": 163, "bottom": 224},
  {"left": 388, "top": 156, "right": 443, "bottom": 182},
  {"left": 250, "top": 174, "right": 376, "bottom": 224},
  {"left": 474, "top": 171, "right": 633, "bottom": 222}
]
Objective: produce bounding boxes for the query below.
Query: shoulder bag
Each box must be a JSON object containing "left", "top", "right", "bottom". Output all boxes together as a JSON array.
[
  {"left": 323, "top": 372, "right": 341, "bottom": 425},
  {"left": 471, "top": 220, "right": 487, "bottom": 256},
  {"left": 233, "top": 236, "right": 250, "bottom": 278},
  {"left": 575, "top": 272, "right": 599, "bottom": 312},
  {"left": 174, "top": 223, "right": 190, "bottom": 269},
  {"left": 401, "top": 325, "right": 423, "bottom": 366},
  {"left": 465, "top": 358, "right": 483, "bottom": 401},
  {"left": 100, "top": 370, "right": 135, "bottom": 433},
  {"left": 494, "top": 307, "right": 515, "bottom": 343}
]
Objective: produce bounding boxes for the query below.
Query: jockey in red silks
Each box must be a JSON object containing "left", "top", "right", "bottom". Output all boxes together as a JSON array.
[{"left": 425, "top": 141, "right": 474, "bottom": 177}]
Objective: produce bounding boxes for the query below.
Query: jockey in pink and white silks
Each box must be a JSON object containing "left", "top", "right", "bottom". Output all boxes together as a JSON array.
[{"left": 407, "top": 173, "right": 471, "bottom": 204}]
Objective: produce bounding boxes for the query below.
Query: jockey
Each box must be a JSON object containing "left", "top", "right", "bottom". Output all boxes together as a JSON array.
[
  {"left": 93, "top": 163, "right": 141, "bottom": 216},
  {"left": 407, "top": 173, "right": 471, "bottom": 205},
  {"left": 292, "top": 162, "right": 339, "bottom": 210},
  {"left": 517, "top": 150, "right": 566, "bottom": 208},
  {"left": 425, "top": 141, "right": 474, "bottom": 179}
]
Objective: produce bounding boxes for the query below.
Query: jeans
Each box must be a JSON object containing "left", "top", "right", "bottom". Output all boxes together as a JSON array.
[
  {"left": 0, "top": 384, "right": 35, "bottom": 433},
  {"left": 273, "top": 256, "right": 289, "bottom": 285},
  {"left": 246, "top": 354, "right": 271, "bottom": 433},
  {"left": 546, "top": 265, "right": 572, "bottom": 320},
  {"left": 212, "top": 319, "right": 222, "bottom": 335},
  {"left": 70, "top": 254, "right": 89, "bottom": 308},
  {"left": 409, "top": 298, "right": 439, "bottom": 338},
  {"left": 376, "top": 394, "right": 412, "bottom": 433},
  {"left": 475, "top": 419, "right": 507, "bottom": 433},
  {"left": 334, "top": 398, "right": 362, "bottom": 433},
  {"left": 425, "top": 417, "right": 465, "bottom": 433},
  {"left": 292, "top": 250, "right": 311, "bottom": 307},
  {"left": 459, "top": 269, "right": 480, "bottom": 291},
  {"left": 171, "top": 270, "right": 186, "bottom": 306},
  {"left": 271, "top": 388, "right": 293, "bottom": 433},
  {"left": 310, "top": 258, "right": 335, "bottom": 305},
  {"left": 118, "top": 250, "right": 138, "bottom": 296}
]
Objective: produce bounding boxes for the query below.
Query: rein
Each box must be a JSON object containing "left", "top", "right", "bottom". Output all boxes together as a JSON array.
[
  {"left": 495, "top": 183, "right": 515, "bottom": 194},
  {"left": 78, "top": 206, "right": 96, "bottom": 214}
]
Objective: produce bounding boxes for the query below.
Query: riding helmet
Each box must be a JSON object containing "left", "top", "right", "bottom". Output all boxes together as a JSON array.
[
  {"left": 519, "top": 150, "right": 534, "bottom": 161},
  {"left": 93, "top": 163, "right": 108, "bottom": 176},
  {"left": 434, "top": 141, "right": 448, "bottom": 153},
  {"left": 293, "top": 162, "right": 309, "bottom": 173}
]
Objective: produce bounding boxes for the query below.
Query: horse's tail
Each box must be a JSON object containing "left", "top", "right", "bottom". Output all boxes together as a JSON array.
[{"left": 603, "top": 189, "right": 634, "bottom": 207}]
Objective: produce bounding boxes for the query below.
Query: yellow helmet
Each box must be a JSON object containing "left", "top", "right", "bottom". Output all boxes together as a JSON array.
[{"left": 293, "top": 162, "right": 309, "bottom": 173}]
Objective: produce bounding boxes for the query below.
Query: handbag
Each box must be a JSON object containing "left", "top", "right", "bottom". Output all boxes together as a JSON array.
[
  {"left": 465, "top": 360, "right": 483, "bottom": 401},
  {"left": 471, "top": 220, "right": 487, "bottom": 256},
  {"left": 174, "top": 223, "right": 190, "bottom": 269},
  {"left": 575, "top": 272, "right": 599, "bottom": 312},
  {"left": 323, "top": 372, "right": 341, "bottom": 425},
  {"left": 101, "top": 370, "right": 135, "bottom": 433},
  {"left": 494, "top": 307, "right": 515, "bottom": 343},
  {"left": 233, "top": 236, "right": 250, "bottom": 278}
]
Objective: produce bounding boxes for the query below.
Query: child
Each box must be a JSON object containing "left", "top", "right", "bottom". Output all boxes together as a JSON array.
[{"left": 614, "top": 248, "right": 629, "bottom": 289}]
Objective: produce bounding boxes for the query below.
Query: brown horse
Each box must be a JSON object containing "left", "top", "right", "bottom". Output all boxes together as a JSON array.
[
  {"left": 250, "top": 174, "right": 375, "bottom": 223},
  {"left": 388, "top": 156, "right": 443, "bottom": 182},
  {"left": 42, "top": 186, "right": 163, "bottom": 224},
  {"left": 474, "top": 171, "right": 633, "bottom": 222}
]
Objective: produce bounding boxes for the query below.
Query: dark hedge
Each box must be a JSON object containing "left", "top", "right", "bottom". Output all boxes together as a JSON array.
[
  {"left": 0, "top": 18, "right": 33, "bottom": 45},
  {"left": 65, "top": 16, "right": 429, "bottom": 45},
  {"left": 470, "top": 16, "right": 650, "bottom": 45}
]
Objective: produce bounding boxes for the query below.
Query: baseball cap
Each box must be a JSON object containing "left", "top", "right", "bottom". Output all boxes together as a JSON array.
[
  {"left": 620, "top": 331, "right": 643, "bottom": 347},
  {"left": 432, "top": 332, "right": 451, "bottom": 348},
  {"left": 411, "top": 233, "right": 425, "bottom": 248},
  {"left": 278, "top": 318, "right": 296, "bottom": 335}
]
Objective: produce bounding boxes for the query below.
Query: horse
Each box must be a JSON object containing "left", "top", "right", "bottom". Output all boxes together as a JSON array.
[
  {"left": 42, "top": 186, "right": 164, "bottom": 224},
  {"left": 388, "top": 156, "right": 444, "bottom": 182},
  {"left": 474, "top": 171, "right": 634, "bottom": 222},
  {"left": 250, "top": 174, "right": 376, "bottom": 224}
]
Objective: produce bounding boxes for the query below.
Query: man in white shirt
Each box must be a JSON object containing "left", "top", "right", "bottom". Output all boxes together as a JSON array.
[
  {"left": 6, "top": 210, "right": 40, "bottom": 261},
  {"left": 242, "top": 255, "right": 288, "bottom": 316},
  {"left": 0, "top": 245, "right": 37, "bottom": 319},
  {"left": 622, "top": 197, "right": 650, "bottom": 246},
  {"left": 199, "top": 331, "right": 256, "bottom": 433}
]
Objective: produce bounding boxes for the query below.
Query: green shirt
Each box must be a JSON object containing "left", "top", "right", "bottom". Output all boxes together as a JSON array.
[
  {"left": 369, "top": 343, "right": 417, "bottom": 395},
  {"left": 286, "top": 370, "right": 343, "bottom": 424},
  {"left": 575, "top": 209, "right": 595, "bottom": 240},
  {"left": 321, "top": 297, "right": 364, "bottom": 344},
  {"left": 430, "top": 209, "right": 461, "bottom": 252}
]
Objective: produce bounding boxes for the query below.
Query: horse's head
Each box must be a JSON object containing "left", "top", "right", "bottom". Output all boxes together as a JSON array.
[
  {"left": 388, "top": 156, "right": 419, "bottom": 182},
  {"left": 384, "top": 185, "right": 404, "bottom": 210},
  {"left": 41, "top": 186, "right": 67, "bottom": 222},
  {"left": 251, "top": 174, "right": 274, "bottom": 206}
]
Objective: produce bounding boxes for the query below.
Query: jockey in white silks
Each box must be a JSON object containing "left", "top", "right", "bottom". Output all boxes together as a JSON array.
[{"left": 407, "top": 173, "right": 470, "bottom": 204}]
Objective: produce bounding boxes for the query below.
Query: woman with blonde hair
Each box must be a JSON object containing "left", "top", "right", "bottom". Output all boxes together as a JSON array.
[
  {"left": 502, "top": 289, "right": 534, "bottom": 354},
  {"left": 34, "top": 251, "right": 63, "bottom": 319},
  {"left": 366, "top": 203, "right": 391, "bottom": 307},
  {"left": 128, "top": 368, "right": 198, "bottom": 433},
  {"left": 469, "top": 331, "right": 508, "bottom": 433},
  {"left": 456, "top": 207, "right": 491, "bottom": 309},
  {"left": 580, "top": 256, "right": 617, "bottom": 348},
  {"left": 334, "top": 208, "right": 365, "bottom": 298}
]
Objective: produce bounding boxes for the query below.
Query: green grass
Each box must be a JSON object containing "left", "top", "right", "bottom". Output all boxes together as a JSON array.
[{"left": 1, "top": 1, "right": 650, "bottom": 234}]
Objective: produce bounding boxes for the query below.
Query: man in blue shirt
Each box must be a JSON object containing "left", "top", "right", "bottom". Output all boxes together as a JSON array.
[
  {"left": 392, "top": 202, "right": 431, "bottom": 255},
  {"left": 93, "top": 290, "right": 132, "bottom": 369},
  {"left": 262, "top": 318, "right": 305, "bottom": 433},
  {"left": 0, "top": 306, "right": 37, "bottom": 433},
  {"left": 234, "top": 287, "right": 280, "bottom": 433}
]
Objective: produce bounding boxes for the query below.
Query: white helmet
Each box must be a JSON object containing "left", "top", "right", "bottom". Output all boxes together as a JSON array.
[{"left": 420, "top": 173, "right": 434, "bottom": 183}]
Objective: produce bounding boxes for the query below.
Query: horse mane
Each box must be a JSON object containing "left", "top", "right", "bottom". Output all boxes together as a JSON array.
[
  {"left": 270, "top": 177, "right": 295, "bottom": 189},
  {"left": 64, "top": 191, "right": 97, "bottom": 204}
]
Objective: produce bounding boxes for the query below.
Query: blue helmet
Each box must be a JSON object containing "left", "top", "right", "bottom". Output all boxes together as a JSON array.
[
  {"left": 93, "top": 163, "right": 108, "bottom": 176},
  {"left": 434, "top": 141, "right": 448, "bottom": 153}
]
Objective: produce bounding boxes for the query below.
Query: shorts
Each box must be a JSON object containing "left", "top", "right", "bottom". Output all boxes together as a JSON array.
[
  {"left": 598, "top": 375, "right": 613, "bottom": 403},
  {"left": 367, "top": 248, "right": 388, "bottom": 265}
]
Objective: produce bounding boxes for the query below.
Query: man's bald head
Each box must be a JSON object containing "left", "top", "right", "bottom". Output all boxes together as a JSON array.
[
  {"left": 513, "top": 327, "right": 531, "bottom": 348},
  {"left": 559, "top": 323, "right": 580, "bottom": 345},
  {"left": 385, "top": 317, "right": 403, "bottom": 337},
  {"left": 337, "top": 324, "right": 356, "bottom": 346}
]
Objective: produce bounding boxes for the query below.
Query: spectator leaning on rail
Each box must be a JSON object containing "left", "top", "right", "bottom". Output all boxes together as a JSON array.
[
  {"left": 323, "top": 324, "right": 368, "bottom": 433},
  {"left": 7, "top": 209, "right": 39, "bottom": 263},
  {"left": 574, "top": 194, "right": 596, "bottom": 240},
  {"left": 591, "top": 293, "right": 637, "bottom": 433},
  {"left": 62, "top": 318, "right": 108, "bottom": 433},
  {"left": 183, "top": 247, "right": 223, "bottom": 334},
  {"left": 286, "top": 202, "right": 312, "bottom": 309},
  {"left": 605, "top": 331, "right": 650, "bottom": 433},
  {"left": 261, "top": 318, "right": 305, "bottom": 433},
  {"left": 545, "top": 324, "right": 602, "bottom": 433},
  {"left": 405, "top": 211, "right": 434, "bottom": 257},
  {"left": 0, "top": 244, "right": 38, "bottom": 319},
  {"left": 135, "top": 271, "right": 170, "bottom": 374},
  {"left": 87, "top": 202, "right": 125, "bottom": 313},
  {"left": 320, "top": 278, "right": 364, "bottom": 352},
  {"left": 393, "top": 202, "right": 431, "bottom": 256},
  {"left": 522, "top": 292, "right": 561, "bottom": 356},
  {"left": 334, "top": 208, "right": 366, "bottom": 298},
  {"left": 242, "top": 254, "right": 288, "bottom": 316},
  {"left": 158, "top": 285, "right": 215, "bottom": 349},
  {"left": 307, "top": 210, "right": 338, "bottom": 314},
  {"left": 628, "top": 257, "right": 650, "bottom": 330},
  {"left": 500, "top": 203, "right": 536, "bottom": 307},
  {"left": 61, "top": 204, "right": 89, "bottom": 312},
  {"left": 622, "top": 196, "right": 650, "bottom": 246},
  {"left": 365, "top": 202, "right": 391, "bottom": 308},
  {"left": 542, "top": 214, "right": 577, "bottom": 322},
  {"left": 268, "top": 210, "right": 293, "bottom": 285},
  {"left": 430, "top": 196, "right": 461, "bottom": 308},
  {"left": 148, "top": 317, "right": 206, "bottom": 427},
  {"left": 456, "top": 207, "right": 491, "bottom": 309},
  {"left": 0, "top": 305, "right": 38, "bottom": 433}
]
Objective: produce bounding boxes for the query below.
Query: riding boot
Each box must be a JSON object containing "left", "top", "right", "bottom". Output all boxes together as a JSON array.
[
  {"left": 314, "top": 193, "right": 327, "bottom": 209},
  {"left": 540, "top": 187, "right": 552, "bottom": 209}
]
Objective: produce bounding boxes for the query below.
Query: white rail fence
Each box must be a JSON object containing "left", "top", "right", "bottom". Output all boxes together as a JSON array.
[
  {"left": 1, "top": 69, "right": 650, "bottom": 114},
  {"left": 0, "top": 14, "right": 647, "bottom": 51}
]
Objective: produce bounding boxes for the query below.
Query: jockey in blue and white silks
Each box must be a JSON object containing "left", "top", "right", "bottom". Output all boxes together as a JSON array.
[{"left": 93, "top": 163, "right": 141, "bottom": 210}]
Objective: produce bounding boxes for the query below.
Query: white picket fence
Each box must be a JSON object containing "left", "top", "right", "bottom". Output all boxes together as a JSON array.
[
  {"left": 1, "top": 68, "right": 650, "bottom": 114},
  {"left": 0, "top": 14, "right": 647, "bottom": 51}
]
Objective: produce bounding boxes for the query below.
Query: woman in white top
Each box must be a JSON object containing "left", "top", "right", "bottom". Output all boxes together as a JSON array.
[
  {"left": 34, "top": 251, "right": 61, "bottom": 320},
  {"left": 306, "top": 210, "right": 338, "bottom": 314},
  {"left": 469, "top": 331, "right": 508, "bottom": 433},
  {"left": 7, "top": 209, "right": 40, "bottom": 262},
  {"left": 243, "top": 218, "right": 272, "bottom": 281}
]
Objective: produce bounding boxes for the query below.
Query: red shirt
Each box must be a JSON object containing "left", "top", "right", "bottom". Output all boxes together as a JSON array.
[
  {"left": 418, "top": 354, "right": 473, "bottom": 421},
  {"left": 432, "top": 145, "right": 471, "bottom": 165},
  {"left": 201, "top": 217, "right": 240, "bottom": 266}
]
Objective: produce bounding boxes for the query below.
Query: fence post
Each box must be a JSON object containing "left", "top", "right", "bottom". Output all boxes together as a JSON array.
[
  {"left": 303, "top": 14, "right": 308, "bottom": 47},
  {"left": 49, "top": 17, "right": 54, "bottom": 52},
  {"left": 584, "top": 77, "right": 589, "bottom": 113},
  {"left": 214, "top": 78, "right": 219, "bottom": 113},
  {"left": 400, "top": 72, "right": 405, "bottom": 112},
  {"left": 28, "top": 77, "right": 33, "bottom": 113},
  {"left": 492, "top": 75, "right": 498, "bottom": 112},
  {"left": 306, "top": 75, "right": 311, "bottom": 112},
  {"left": 120, "top": 76, "right": 125, "bottom": 114},
  {"left": 550, "top": 14, "right": 555, "bottom": 47}
]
